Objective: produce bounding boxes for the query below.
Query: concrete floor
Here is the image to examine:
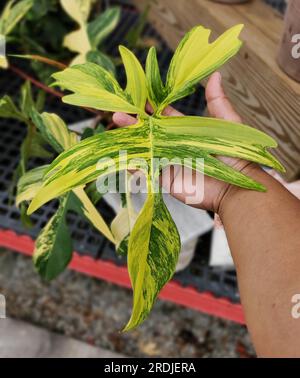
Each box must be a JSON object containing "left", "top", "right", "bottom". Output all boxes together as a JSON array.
[
  {"left": 0, "top": 248, "right": 255, "bottom": 358},
  {"left": 0, "top": 318, "right": 125, "bottom": 358}
]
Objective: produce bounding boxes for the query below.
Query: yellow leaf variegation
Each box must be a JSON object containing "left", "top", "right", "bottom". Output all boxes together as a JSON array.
[
  {"left": 16, "top": 165, "right": 48, "bottom": 207},
  {"left": 27, "top": 23, "right": 285, "bottom": 330},
  {"left": 0, "top": 52, "right": 8, "bottom": 69},
  {"left": 60, "top": 0, "right": 94, "bottom": 26},
  {"left": 31, "top": 111, "right": 78, "bottom": 153},
  {"left": 17, "top": 110, "right": 116, "bottom": 277},
  {"left": 124, "top": 187, "right": 180, "bottom": 331},
  {"left": 60, "top": 0, "right": 94, "bottom": 65},
  {"left": 111, "top": 175, "right": 138, "bottom": 255},
  {"left": 60, "top": 0, "right": 120, "bottom": 68},
  {"left": 52, "top": 63, "right": 145, "bottom": 115},
  {"left": 119, "top": 46, "right": 147, "bottom": 110},
  {"left": 0, "top": 0, "right": 34, "bottom": 69}
]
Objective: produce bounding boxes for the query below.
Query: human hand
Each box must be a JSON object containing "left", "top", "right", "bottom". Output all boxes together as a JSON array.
[{"left": 113, "top": 72, "right": 260, "bottom": 214}]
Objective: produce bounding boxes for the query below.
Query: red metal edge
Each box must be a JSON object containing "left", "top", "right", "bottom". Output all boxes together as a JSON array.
[{"left": 0, "top": 228, "right": 245, "bottom": 324}]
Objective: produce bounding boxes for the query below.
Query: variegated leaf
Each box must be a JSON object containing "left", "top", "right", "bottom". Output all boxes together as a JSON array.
[
  {"left": 111, "top": 175, "right": 138, "bottom": 255},
  {"left": 33, "top": 194, "right": 73, "bottom": 281},
  {"left": 0, "top": 0, "right": 33, "bottom": 36},
  {"left": 0, "top": 52, "right": 8, "bottom": 69},
  {"left": 60, "top": 0, "right": 94, "bottom": 66},
  {"left": 27, "top": 23, "right": 286, "bottom": 330},
  {"left": 31, "top": 109, "right": 78, "bottom": 153},
  {"left": 124, "top": 186, "right": 180, "bottom": 331},
  {"left": 52, "top": 63, "right": 144, "bottom": 114},
  {"left": 119, "top": 45, "right": 147, "bottom": 110},
  {"left": 87, "top": 7, "right": 121, "bottom": 48},
  {"left": 0, "top": 95, "right": 26, "bottom": 121},
  {"left": 16, "top": 165, "right": 48, "bottom": 207},
  {"left": 146, "top": 47, "right": 166, "bottom": 111},
  {"left": 63, "top": 29, "right": 91, "bottom": 66},
  {"left": 72, "top": 187, "right": 115, "bottom": 243},
  {"left": 60, "top": 0, "right": 95, "bottom": 25},
  {"left": 160, "top": 24, "right": 244, "bottom": 111},
  {"left": 30, "top": 109, "right": 114, "bottom": 242}
]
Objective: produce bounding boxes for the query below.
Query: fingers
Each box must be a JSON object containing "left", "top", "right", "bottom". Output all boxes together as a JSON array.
[
  {"left": 145, "top": 102, "right": 154, "bottom": 114},
  {"left": 113, "top": 102, "right": 182, "bottom": 128},
  {"left": 145, "top": 102, "right": 182, "bottom": 116},
  {"left": 206, "top": 71, "right": 242, "bottom": 123},
  {"left": 112, "top": 112, "right": 137, "bottom": 127},
  {"left": 161, "top": 105, "right": 183, "bottom": 117}
]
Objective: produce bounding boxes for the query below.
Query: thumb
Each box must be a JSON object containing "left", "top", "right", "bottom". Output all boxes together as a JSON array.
[{"left": 205, "top": 72, "right": 241, "bottom": 123}]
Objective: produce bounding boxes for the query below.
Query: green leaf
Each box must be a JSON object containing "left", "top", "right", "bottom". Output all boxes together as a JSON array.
[
  {"left": 52, "top": 62, "right": 144, "bottom": 114},
  {"left": 71, "top": 187, "right": 115, "bottom": 243},
  {"left": 85, "top": 181, "right": 103, "bottom": 205},
  {"left": 81, "top": 127, "right": 95, "bottom": 140},
  {"left": 33, "top": 194, "right": 73, "bottom": 281},
  {"left": 26, "top": 0, "right": 55, "bottom": 20},
  {"left": 87, "top": 6, "right": 120, "bottom": 48},
  {"left": 124, "top": 189, "right": 180, "bottom": 331},
  {"left": 0, "top": 0, "right": 34, "bottom": 36},
  {"left": 20, "top": 81, "right": 35, "bottom": 117},
  {"left": 146, "top": 47, "right": 165, "bottom": 111},
  {"left": 16, "top": 165, "right": 48, "bottom": 207},
  {"left": 0, "top": 95, "right": 26, "bottom": 121},
  {"left": 20, "top": 202, "right": 34, "bottom": 228},
  {"left": 119, "top": 45, "right": 147, "bottom": 110},
  {"left": 161, "top": 24, "right": 244, "bottom": 110},
  {"left": 30, "top": 134, "right": 53, "bottom": 159},
  {"left": 86, "top": 50, "right": 116, "bottom": 76},
  {"left": 31, "top": 109, "right": 78, "bottom": 153}
]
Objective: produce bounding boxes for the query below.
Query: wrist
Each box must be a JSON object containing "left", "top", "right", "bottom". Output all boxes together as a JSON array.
[{"left": 217, "top": 163, "right": 266, "bottom": 218}]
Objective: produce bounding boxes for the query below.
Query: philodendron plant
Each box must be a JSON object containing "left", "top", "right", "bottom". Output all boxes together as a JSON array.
[
  {"left": 0, "top": 0, "right": 34, "bottom": 68},
  {"left": 23, "top": 24, "right": 284, "bottom": 330}
]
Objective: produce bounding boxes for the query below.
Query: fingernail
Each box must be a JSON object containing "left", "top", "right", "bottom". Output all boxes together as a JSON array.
[{"left": 216, "top": 71, "right": 222, "bottom": 83}]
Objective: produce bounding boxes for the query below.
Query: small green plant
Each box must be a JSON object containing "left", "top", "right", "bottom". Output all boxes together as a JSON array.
[
  {"left": 15, "top": 105, "right": 116, "bottom": 280},
  {"left": 60, "top": 0, "right": 120, "bottom": 73},
  {"left": 0, "top": 0, "right": 34, "bottom": 68},
  {"left": 4, "top": 0, "right": 120, "bottom": 81},
  {"left": 20, "top": 24, "right": 284, "bottom": 330}
]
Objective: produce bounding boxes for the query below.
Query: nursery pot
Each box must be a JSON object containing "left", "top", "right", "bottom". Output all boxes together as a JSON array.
[{"left": 277, "top": 0, "right": 300, "bottom": 82}]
